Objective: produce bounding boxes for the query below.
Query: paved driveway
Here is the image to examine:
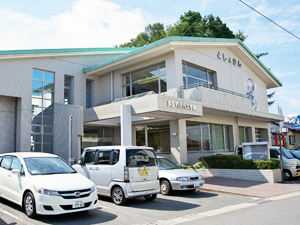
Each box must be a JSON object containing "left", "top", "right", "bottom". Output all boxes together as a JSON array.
[{"left": 0, "top": 190, "right": 253, "bottom": 225}]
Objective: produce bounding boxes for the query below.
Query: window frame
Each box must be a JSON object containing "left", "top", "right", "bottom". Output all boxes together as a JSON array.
[
  {"left": 182, "top": 61, "right": 214, "bottom": 89},
  {"left": 122, "top": 62, "right": 166, "bottom": 97}
]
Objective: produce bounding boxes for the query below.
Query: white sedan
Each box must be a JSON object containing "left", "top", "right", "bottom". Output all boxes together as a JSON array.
[
  {"left": 157, "top": 156, "right": 205, "bottom": 195},
  {"left": 0, "top": 152, "right": 98, "bottom": 218}
]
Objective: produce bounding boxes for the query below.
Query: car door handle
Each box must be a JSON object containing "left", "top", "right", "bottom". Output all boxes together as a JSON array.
[
  {"left": 8, "top": 173, "right": 12, "bottom": 177},
  {"left": 89, "top": 167, "right": 95, "bottom": 170}
]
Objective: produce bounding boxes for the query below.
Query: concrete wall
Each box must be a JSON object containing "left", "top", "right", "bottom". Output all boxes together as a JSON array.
[
  {"left": 0, "top": 53, "right": 122, "bottom": 159},
  {"left": 0, "top": 96, "right": 16, "bottom": 153},
  {"left": 175, "top": 47, "right": 269, "bottom": 113}
]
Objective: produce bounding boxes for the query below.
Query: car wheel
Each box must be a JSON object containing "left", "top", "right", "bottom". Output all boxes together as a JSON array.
[
  {"left": 112, "top": 187, "right": 127, "bottom": 205},
  {"left": 144, "top": 194, "right": 157, "bottom": 201},
  {"left": 283, "top": 170, "right": 292, "bottom": 180},
  {"left": 24, "top": 192, "right": 37, "bottom": 218},
  {"left": 160, "top": 180, "right": 172, "bottom": 195}
]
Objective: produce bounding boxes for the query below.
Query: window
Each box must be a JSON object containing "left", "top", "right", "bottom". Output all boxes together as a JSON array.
[
  {"left": 239, "top": 127, "right": 252, "bottom": 144},
  {"left": 112, "top": 150, "right": 120, "bottom": 165},
  {"left": 126, "top": 149, "right": 157, "bottom": 167},
  {"left": 1, "top": 157, "right": 12, "bottom": 170},
  {"left": 255, "top": 129, "right": 262, "bottom": 142},
  {"left": 122, "top": 62, "right": 166, "bottom": 97},
  {"left": 289, "top": 136, "right": 295, "bottom": 145},
  {"left": 186, "top": 123, "right": 232, "bottom": 151},
  {"left": 64, "top": 76, "right": 73, "bottom": 104},
  {"left": 86, "top": 80, "right": 93, "bottom": 108},
  {"left": 31, "top": 69, "right": 54, "bottom": 153},
  {"left": 97, "top": 151, "right": 111, "bottom": 165},
  {"left": 270, "top": 149, "right": 279, "bottom": 159},
  {"left": 11, "top": 158, "right": 23, "bottom": 174},
  {"left": 84, "top": 151, "right": 96, "bottom": 164},
  {"left": 182, "top": 61, "right": 215, "bottom": 89}
]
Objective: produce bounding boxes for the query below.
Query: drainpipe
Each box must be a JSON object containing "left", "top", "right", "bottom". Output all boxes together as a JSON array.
[{"left": 68, "top": 115, "right": 73, "bottom": 165}]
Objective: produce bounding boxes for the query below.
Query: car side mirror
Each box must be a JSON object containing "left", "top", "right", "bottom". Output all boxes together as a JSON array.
[
  {"left": 278, "top": 155, "right": 281, "bottom": 159},
  {"left": 78, "top": 159, "right": 84, "bottom": 165},
  {"left": 11, "top": 169, "right": 20, "bottom": 175}
]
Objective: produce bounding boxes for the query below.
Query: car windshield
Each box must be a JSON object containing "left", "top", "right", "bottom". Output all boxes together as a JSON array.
[
  {"left": 24, "top": 157, "right": 76, "bottom": 175},
  {"left": 281, "top": 148, "right": 294, "bottom": 159},
  {"left": 157, "top": 158, "right": 180, "bottom": 170},
  {"left": 291, "top": 151, "right": 300, "bottom": 160}
]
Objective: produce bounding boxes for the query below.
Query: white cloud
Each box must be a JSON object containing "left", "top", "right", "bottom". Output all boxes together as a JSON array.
[
  {"left": 0, "top": 0, "right": 146, "bottom": 50},
  {"left": 275, "top": 71, "right": 298, "bottom": 78}
]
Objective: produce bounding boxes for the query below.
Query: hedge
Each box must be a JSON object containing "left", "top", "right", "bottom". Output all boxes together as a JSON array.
[{"left": 196, "top": 155, "right": 280, "bottom": 170}]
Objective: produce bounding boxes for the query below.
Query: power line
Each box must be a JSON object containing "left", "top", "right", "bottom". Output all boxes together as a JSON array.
[{"left": 239, "top": 0, "right": 300, "bottom": 41}]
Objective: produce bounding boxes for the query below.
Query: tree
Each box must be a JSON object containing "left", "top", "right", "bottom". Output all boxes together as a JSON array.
[
  {"left": 235, "top": 30, "right": 247, "bottom": 42},
  {"left": 119, "top": 11, "right": 245, "bottom": 47},
  {"left": 167, "top": 11, "right": 235, "bottom": 39},
  {"left": 119, "top": 23, "right": 166, "bottom": 47}
]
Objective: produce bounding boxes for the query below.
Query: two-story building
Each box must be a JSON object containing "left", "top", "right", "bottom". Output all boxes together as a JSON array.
[{"left": 0, "top": 37, "right": 283, "bottom": 164}]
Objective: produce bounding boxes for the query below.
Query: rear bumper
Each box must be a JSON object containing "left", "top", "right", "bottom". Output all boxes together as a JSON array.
[
  {"left": 170, "top": 179, "right": 205, "bottom": 191},
  {"left": 120, "top": 181, "right": 160, "bottom": 198}
]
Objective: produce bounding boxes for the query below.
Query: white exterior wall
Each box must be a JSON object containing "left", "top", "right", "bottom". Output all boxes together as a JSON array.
[
  {"left": 0, "top": 53, "right": 122, "bottom": 158},
  {"left": 175, "top": 47, "right": 269, "bottom": 113}
]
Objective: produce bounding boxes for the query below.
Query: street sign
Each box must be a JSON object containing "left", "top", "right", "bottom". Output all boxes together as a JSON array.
[{"left": 294, "top": 115, "right": 300, "bottom": 129}]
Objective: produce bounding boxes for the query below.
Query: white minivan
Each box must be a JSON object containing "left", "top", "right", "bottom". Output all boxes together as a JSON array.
[{"left": 73, "top": 146, "right": 160, "bottom": 205}]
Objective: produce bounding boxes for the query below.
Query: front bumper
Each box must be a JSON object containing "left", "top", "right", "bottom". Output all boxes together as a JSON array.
[
  {"left": 34, "top": 190, "right": 98, "bottom": 215},
  {"left": 170, "top": 178, "right": 205, "bottom": 191}
]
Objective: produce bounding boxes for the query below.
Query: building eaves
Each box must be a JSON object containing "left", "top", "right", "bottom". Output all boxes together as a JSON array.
[
  {"left": 83, "top": 36, "right": 282, "bottom": 87},
  {"left": 0, "top": 47, "right": 137, "bottom": 57}
]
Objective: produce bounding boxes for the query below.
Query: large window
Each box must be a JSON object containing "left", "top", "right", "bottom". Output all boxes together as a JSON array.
[
  {"left": 122, "top": 62, "right": 166, "bottom": 97},
  {"left": 182, "top": 61, "right": 215, "bottom": 89},
  {"left": 186, "top": 123, "right": 231, "bottom": 151},
  {"left": 136, "top": 125, "right": 170, "bottom": 153},
  {"left": 86, "top": 79, "right": 94, "bottom": 108},
  {"left": 64, "top": 76, "right": 73, "bottom": 104},
  {"left": 31, "top": 69, "right": 54, "bottom": 153},
  {"left": 239, "top": 126, "right": 252, "bottom": 144}
]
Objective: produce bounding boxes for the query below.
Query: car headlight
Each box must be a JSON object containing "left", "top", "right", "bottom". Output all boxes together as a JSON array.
[
  {"left": 290, "top": 161, "right": 297, "bottom": 166},
  {"left": 176, "top": 177, "right": 189, "bottom": 181},
  {"left": 91, "top": 185, "right": 97, "bottom": 193},
  {"left": 34, "top": 186, "right": 59, "bottom": 196}
]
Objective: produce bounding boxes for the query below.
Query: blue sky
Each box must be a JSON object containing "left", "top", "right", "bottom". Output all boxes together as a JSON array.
[{"left": 0, "top": 0, "right": 299, "bottom": 120}]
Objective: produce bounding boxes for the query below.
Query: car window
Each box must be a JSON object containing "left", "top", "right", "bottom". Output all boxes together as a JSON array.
[
  {"left": 126, "top": 149, "right": 157, "bottom": 167},
  {"left": 11, "top": 157, "right": 23, "bottom": 173},
  {"left": 270, "top": 149, "right": 279, "bottom": 159},
  {"left": 84, "top": 151, "right": 96, "bottom": 164},
  {"left": 0, "top": 157, "right": 13, "bottom": 170},
  {"left": 291, "top": 151, "right": 300, "bottom": 159},
  {"left": 236, "top": 147, "right": 242, "bottom": 155},
  {"left": 97, "top": 151, "right": 111, "bottom": 165},
  {"left": 112, "top": 150, "right": 120, "bottom": 165},
  {"left": 157, "top": 158, "right": 179, "bottom": 170},
  {"left": 24, "top": 157, "right": 76, "bottom": 175}
]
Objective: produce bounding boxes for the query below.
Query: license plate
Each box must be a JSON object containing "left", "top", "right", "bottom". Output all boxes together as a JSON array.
[
  {"left": 298, "top": 172, "right": 300, "bottom": 176},
  {"left": 140, "top": 169, "right": 148, "bottom": 176},
  {"left": 72, "top": 201, "right": 85, "bottom": 209},
  {"left": 194, "top": 181, "right": 200, "bottom": 187}
]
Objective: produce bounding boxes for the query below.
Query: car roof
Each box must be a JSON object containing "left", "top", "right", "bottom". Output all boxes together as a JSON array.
[
  {"left": 0, "top": 152, "right": 58, "bottom": 158},
  {"left": 84, "top": 146, "right": 154, "bottom": 150}
]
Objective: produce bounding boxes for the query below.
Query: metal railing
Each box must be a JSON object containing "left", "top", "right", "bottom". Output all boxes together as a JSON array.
[{"left": 181, "top": 83, "right": 249, "bottom": 99}]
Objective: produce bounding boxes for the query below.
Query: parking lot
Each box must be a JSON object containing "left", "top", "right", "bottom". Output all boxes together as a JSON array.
[{"left": 0, "top": 190, "right": 254, "bottom": 225}]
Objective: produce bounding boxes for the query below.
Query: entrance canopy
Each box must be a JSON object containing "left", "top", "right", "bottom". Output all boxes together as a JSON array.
[{"left": 84, "top": 93, "right": 203, "bottom": 123}]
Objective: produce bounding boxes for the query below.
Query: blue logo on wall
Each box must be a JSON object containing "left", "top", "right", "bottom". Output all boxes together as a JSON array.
[{"left": 294, "top": 115, "right": 300, "bottom": 129}]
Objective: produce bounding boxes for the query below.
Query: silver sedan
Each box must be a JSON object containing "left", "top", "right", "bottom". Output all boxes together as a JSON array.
[{"left": 157, "top": 156, "right": 205, "bottom": 195}]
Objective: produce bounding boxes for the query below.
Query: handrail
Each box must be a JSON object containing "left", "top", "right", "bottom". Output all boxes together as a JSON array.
[{"left": 181, "top": 83, "right": 249, "bottom": 99}]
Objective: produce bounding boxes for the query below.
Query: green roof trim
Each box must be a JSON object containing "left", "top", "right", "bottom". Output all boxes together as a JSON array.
[
  {"left": 83, "top": 36, "right": 282, "bottom": 86},
  {"left": 0, "top": 47, "right": 137, "bottom": 56}
]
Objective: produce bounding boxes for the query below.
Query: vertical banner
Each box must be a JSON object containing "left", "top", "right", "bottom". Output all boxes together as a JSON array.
[{"left": 243, "top": 75, "right": 258, "bottom": 110}]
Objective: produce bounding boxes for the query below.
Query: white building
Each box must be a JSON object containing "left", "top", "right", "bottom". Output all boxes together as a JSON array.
[{"left": 0, "top": 37, "right": 283, "bottom": 164}]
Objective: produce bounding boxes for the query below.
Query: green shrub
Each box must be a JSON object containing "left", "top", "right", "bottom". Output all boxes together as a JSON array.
[
  {"left": 198, "top": 155, "right": 280, "bottom": 170},
  {"left": 181, "top": 163, "right": 193, "bottom": 169}
]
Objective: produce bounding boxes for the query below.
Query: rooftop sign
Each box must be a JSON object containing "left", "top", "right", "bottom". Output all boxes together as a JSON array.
[{"left": 294, "top": 115, "right": 300, "bottom": 129}]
